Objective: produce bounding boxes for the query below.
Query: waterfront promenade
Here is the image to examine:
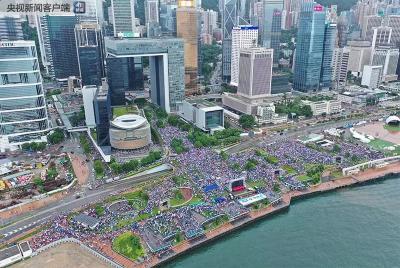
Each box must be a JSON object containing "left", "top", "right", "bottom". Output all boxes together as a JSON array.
[{"left": 146, "top": 162, "right": 400, "bottom": 268}]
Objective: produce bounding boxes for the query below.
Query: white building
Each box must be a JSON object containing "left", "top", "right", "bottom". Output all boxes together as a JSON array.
[
  {"left": 302, "top": 100, "right": 342, "bottom": 116},
  {"left": 332, "top": 47, "right": 350, "bottom": 90},
  {"left": 230, "top": 25, "right": 259, "bottom": 86},
  {"left": 181, "top": 99, "right": 224, "bottom": 133},
  {"left": 82, "top": 85, "right": 98, "bottom": 127},
  {"left": 346, "top": 40, "right": 372, "bottom": 77},
  {"left": 257, "top": 103, "right": 288, "bottom": 124},
  {"left": 362, "top": 65, "right": 382, "bottom": 88},
  {"left": 111, "top": 0, "right": 137, "bottom": 37},
  {"left": 371, "top": 26, "right": 392, "bottom": 48},
  {"left": 238, "top": 47, "right": 273, "bottom": 98},
  {"left": 202, "top": 9, "right": 218, "bottom": 35},
  {"left": 371, "top": 46, "right": 399, "bottom": 82}
]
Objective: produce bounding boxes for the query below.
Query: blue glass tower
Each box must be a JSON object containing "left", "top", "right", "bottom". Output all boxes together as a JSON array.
[
  {"left": 293, "top": 3, "right": 326, "bottom": 92},
  {"left": 320, "top": 23, "right": 337, "bottom": 89}
]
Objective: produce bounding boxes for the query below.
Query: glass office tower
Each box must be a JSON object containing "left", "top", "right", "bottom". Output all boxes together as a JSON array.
[
  {"left": 75, "top": 23, "right": 105, "bottom": 86},
  {"left": 0, "top": 41, "right": 49, "bottom": 149},
  {"left": 293, "top": 3, "right": 326, "bottom": 92},
  {"left": 42, "top": 15, "right": 80, "bottom": 79}
]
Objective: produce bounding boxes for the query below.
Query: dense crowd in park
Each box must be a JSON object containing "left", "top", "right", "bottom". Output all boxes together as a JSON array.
[{"left": 27, "top": 124, "right": 387, "bottom": 262}]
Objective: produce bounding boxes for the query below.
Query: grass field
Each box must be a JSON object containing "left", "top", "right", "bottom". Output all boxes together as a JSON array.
[
  {"left": 384, "top": 124, "right": 400, "bottom": 132},
  {"left": 247, "top": 180, "right": 266, "bottom": 188},
  {"left": 297, "top": 175, "right": 311, "bottom": 182},
  {"left": 112, "top": 106, "right": 138, "bottom": 118},
  {"left": 282, "top": 165, "right": 297, "bottom": 175},
  {"left": 112, "top": 232, "right": 144, "bottom": 261}
]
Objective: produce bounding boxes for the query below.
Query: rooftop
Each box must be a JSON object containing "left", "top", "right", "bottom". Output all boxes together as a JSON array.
[
  {"left": 186, "top": 99, "right": 218, "bottom": 108},
  {"left": 111, "top": 114, "right": 148, "bottom": 130}
]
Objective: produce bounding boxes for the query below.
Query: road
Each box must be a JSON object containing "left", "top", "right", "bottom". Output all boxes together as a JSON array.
[
  {"left": 0, "top": 168, "right": 170, "bottom": 244},
  {"left": 0, "top": 113, "right": 389, "bottom": 243}
]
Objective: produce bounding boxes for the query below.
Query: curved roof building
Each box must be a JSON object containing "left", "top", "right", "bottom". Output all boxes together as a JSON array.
[
  {"left": 386, "top": 115, "right": 400, "bottom": 125},
  {"left": 109, "top": 114, "right": 151, "bottom": 150}
]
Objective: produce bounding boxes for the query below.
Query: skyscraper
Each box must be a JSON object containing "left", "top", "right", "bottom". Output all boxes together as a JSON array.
[
  {"left": 230, "top": 25, "right": 258, "bottom": 86},
  {"left": 222, "top": 0, "right": 238, "bottom": 82},
  {"left": 263, "top": 0, "right": 283, "bottom": 65},
  {"left": 145, "top": 0, "right": 161, "bottom": 37},
  {"left": 176, "top": 0, "right": 199, "bottom": 95},
  {"left": 0, "top": 15, "right": 23, "bottom": 41},
  {"left": 160, "top": 2, "right": 177, "bottom": 35},
  {"left": 94, "top": 86, "right": 111, "bottom": 146},
  {"left": 238, "top": 47, "right": 273, "bottom": 98},
  {"left": 111, "top": 0, "right": 137, "bottom": 37},
  {"left": 320, "top": 23, "right": 337, "bottom": 89},
  {"left": 202, "top": 9, "right": 218, "bottom": 35},
  {"left": 332, "top": 47, "right": 350, "bottom": 89},
  {"left": 41, "top": 15, "right": 80, "bottom": 79},
  {"left": 75, "top": 23, "right": 105, "bottom": 86},
  {"left": 293, "top": 3, "right": 326, "bottom": 92},
  {"left": 0, "top": 40, "right": 49, "bottom": 150}
]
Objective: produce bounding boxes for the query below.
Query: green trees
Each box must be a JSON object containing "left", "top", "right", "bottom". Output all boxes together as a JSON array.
[
  {"left": 70, "top": 106, "right": 85, "bottom": 126},
  {"left": 21, "top": 142, "right": 46, "bottom": 151},
  {"left": 239, "top": 114, "right": 256, "bottom": 129},
  {"left": 275, "top": 99, "right": 313, "bottom": 118},
  {"left": 306, "top": 164, "right": 325, "bottom": 184},
  {"left": 110, "top": 151, "right": 162, "bottom": 175},
  {"left": 94, "top": 160, "right": 104, "bottom": 178},
  {"left": 79, "top": 134, "right": 91, "bottom": 154},
  {"left": 171, "top": 138, "right": 188, "bottom": 154},
  {"left": 48, "top": 129, "right": 65, "bottom": 144},
  {"left": 201, "top": 44, "right": 222, "bottom": 84}
]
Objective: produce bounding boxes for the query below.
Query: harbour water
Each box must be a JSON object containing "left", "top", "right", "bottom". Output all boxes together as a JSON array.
[{"left": 166, "top": 176, "right": 400, "bottom": 268}]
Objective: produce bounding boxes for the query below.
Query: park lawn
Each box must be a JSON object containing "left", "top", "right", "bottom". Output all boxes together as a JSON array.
[
  {"left": 122, "top": 190, "right": 149, "bottom": 210},
  {"left": 169, "top": 189, "right": 186, "bottom": 207},
  {"left": 112, "top": 232, "right": 144, "bottom": 261},
  {"left": 188, "top": 195, "right": 204, "bottom": 206},
  {"left": 282, "top": 165, "right": 297, "bottom": 174},
  {"left": 297, "top": 174, "right": 312, "bottom": 182},
  {"left": 112, "top": 106, "right": 138, "bottom": 118},
  {"left": 368, "top": 139, "right": 395, "bottom": 151},
  {"left": 247, "top": 180, "right": 266, "bottom": 188},
  {"left": 116, "top": 218, "right": 135, "bottom": 229},
  {"left": 203, "top": 215, "right": 229, "bottom": 232},
  {"left": 384, "top": 124, "right": 400, "bottom": 132}
]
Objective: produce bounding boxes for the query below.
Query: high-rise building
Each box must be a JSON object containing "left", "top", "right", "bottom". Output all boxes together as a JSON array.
[
  {"left": 250, "top": 1, "right": 264, "bottom": 40},
  {"left": 263, "top": 0, "right": 283, "bottom": 65},
  {"left": 160, "top": 3, "right": 177, "bottom": 35},
  {"left": 222, "top": 0, "right": 238, "bottom": 82},
  {"left": 361, "top": 15, "right": 383, "bottom": 40},
  {"left": 371, "top": 46, "right": 400, "bottom": 82},
  {"left": 40, "top": 15, "right": 80, "bottom": 79},
  {"left": 238, "top": 47, "right": 273, "bottom": 98},
  {"left": 202, "top": 9, "right": 218, "bottom": 35},
  {"left": 361, "top": 65, "right": 382, "bottom": 89},
  {"left": 75, "top": 23, "right": 105, "bottom": 86},
  {"left": 77, "top": 0, "right": 104, "bottom": 23},
  {"left": 346, "top": 40, "right": 372, "bottom": 77},
  {"left": 371, "top": 26, "right": 392, "bottom": 48},
  {"left": 230, "top": 25, "right": 258, "bottom": 86},
  {"left": 293, "top": 3, "right": 326, "bottom": 92},
  {"left": 82, "top": 85, "right": 98, "bottom": 127},
  {"left": 94, "top": 86, "right": 111, "bottom": 146},
  {"left": 145, "top": 0, "right": 161, "bottom": 37},
  {"left": 105, "top": 37, "right": 185, "bottom": 112},
  {"left": 0, "top": 15, "right": 23, "bottom": 41},
  {"left": 176, "top": 0, "right": 199, "bottom": 95},
  {"left": 111, "top": 0, "right": 137, "bottom": 37},
  {"left": 0, "top": 41, "right": 49, "bottom": 150},
  {"left": 320, "top": 23, "right": 337, "bottom": 89},
  {"left": 332, "top": 47, "right": 350, "bottom": 89}
]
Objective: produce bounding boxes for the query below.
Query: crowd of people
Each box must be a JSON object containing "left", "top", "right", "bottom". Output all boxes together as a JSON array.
[{"left": 26, "top": 124, "right": 388, "bottom": 264}]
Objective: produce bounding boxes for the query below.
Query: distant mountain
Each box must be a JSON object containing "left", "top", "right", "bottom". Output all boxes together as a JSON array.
[{"left": 316, "top": 0, "right": 358, "bottom": 13}]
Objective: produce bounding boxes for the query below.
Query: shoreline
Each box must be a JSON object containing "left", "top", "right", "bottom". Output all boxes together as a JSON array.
[{"left": 147, "top": 162, "right": 400, "bottom": 268}]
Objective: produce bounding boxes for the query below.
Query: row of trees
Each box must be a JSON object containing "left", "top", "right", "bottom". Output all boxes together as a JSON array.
[
  {"left": 110, "top": 151, "right": 162, "bottom": 174},
  {"left": 275, "top": 99, "right": 313, "bottom": 118},
  {"left": 21, "top": 142, "right": 46, "bottom": 152}
]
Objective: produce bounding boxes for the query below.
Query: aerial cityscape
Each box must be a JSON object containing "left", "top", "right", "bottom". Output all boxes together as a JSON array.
[{"left": 2, "top": 0, "right": 400, "bottom": 267}]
